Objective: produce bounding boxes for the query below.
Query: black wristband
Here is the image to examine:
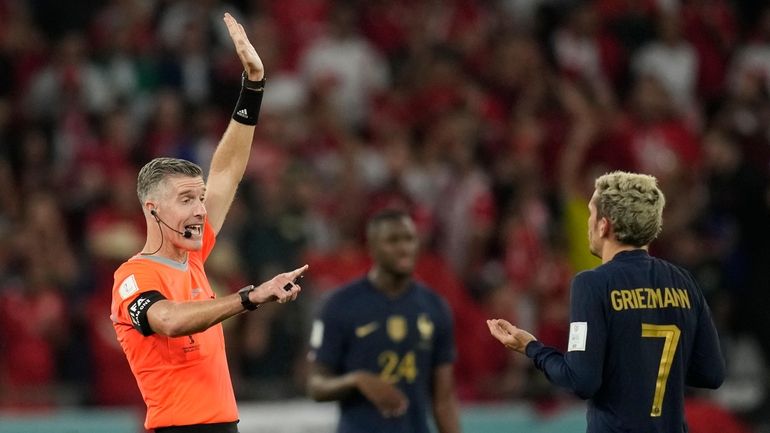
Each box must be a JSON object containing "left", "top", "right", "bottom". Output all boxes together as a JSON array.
[{"left": 232, "top": 72, "right": 265, "bottom": 125}]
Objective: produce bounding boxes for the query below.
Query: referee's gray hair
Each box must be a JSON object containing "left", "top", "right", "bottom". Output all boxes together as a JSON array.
[
  {"left": 594, "top": 171, "right": 665, "bottom": 247},
  {"left": 136, "top": 157, "right": 203, "bottom": 204}
]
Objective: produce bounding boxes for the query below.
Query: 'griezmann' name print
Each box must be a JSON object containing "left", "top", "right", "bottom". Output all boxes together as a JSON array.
[{"left": 610, "top": 287, "right": 691, "bottom": 311}]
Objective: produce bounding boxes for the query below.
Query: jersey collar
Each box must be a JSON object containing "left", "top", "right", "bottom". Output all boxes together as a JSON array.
[{"left": 133, "top": 254, "right": 189, "bottom": 271}]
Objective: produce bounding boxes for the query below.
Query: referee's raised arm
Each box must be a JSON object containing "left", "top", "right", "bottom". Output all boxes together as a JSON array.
[{"left": 205, "top": 12, "right": 265, "bottom": 235}]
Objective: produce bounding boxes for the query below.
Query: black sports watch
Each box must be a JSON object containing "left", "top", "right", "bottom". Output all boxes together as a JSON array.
[
  {"left": 241, "top": 71, "right": 266, "bottom": 92},
  {"left": 238, "top": 285, "right": 259, "bottom": 311}
]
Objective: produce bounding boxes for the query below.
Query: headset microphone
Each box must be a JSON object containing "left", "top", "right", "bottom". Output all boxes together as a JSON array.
[{"left": 150, "top": 209, "right": 193, "bottom": 239}]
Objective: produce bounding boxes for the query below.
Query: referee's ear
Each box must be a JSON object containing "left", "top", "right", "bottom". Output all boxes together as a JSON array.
[{"left": 144, "top": 201, "right": 158, "bottom": 217}]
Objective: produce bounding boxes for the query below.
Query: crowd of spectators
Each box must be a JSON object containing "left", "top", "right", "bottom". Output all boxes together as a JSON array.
[{"left": 1, "top": 0, "right": 769, "bottom": 431}]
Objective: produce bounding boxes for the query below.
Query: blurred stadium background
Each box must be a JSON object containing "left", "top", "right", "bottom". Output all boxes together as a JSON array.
[{"left": 1, "top": 0, "right": 769, "bottom": 432}]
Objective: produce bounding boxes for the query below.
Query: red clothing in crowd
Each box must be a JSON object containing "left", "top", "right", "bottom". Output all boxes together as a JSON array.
[{"left": 0, "top": 285, "right": 67, "bottom": 408}]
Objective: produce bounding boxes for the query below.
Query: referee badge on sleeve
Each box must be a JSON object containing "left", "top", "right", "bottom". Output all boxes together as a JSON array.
[{"left": 119, "top": 274, "right": 139, "bottom": 299}]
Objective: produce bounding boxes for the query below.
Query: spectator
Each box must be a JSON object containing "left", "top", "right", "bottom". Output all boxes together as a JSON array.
[
  {"left": 300, "top": 3, "right": 389, "bottom": 128},
  {"left": 633, "top": 13, "right": 698, "bottom": 114}
]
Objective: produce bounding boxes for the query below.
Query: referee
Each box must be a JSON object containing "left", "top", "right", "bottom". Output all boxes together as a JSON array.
[{"left": 110, "top": 13, "right": 307, "bottom": 433}]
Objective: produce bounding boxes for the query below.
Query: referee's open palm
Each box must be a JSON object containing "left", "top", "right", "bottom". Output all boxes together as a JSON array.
[{"left": 223, "top": 12, "right": 264, "bottom": 81}]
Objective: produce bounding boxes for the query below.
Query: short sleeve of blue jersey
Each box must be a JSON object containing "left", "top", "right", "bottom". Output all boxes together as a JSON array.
[
  {"left": 313, "top": 293, "right": 349, "bottom": 373},
  {"left": 431, "top": 296, "right": 456, "bottom": 367},
  {"left": 526, "top": 270, "right": 607, "bottom": 399}
]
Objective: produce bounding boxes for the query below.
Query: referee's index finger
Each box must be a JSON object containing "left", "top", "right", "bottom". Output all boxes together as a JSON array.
[{"left": 286, "top": 264, "right": 309, "bottom": 280}]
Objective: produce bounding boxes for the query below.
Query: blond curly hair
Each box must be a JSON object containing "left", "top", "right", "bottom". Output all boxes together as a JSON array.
[{"left": 594, "top": 171, "right": 665, "bottom": 247}]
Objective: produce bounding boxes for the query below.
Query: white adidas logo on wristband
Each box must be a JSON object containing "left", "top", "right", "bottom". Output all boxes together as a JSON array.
[{"left": 236, "top": 109, "right": 248, "bottom": 118}]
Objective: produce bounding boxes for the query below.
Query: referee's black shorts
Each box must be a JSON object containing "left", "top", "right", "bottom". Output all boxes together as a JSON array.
[{"left": 155, "top": 421, "right": 238, "bottom": 433}]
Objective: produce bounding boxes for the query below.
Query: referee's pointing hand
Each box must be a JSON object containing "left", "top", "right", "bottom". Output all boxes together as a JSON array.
[{"left": 250, "top": 264, "right": 309, "bottom": 305}]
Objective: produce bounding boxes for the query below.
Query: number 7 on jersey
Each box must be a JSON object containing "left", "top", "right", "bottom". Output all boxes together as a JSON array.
[{"left": 641, "top": 323, "right": 681, "bottom": 417}]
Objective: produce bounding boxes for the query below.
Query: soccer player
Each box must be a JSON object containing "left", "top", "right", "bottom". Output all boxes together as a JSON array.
[
  {"left": 307, "top": 209, "right": 461, "bottom": 433},
  {"left": 487, "top": 171, "right": 725, "bottom": 433},
  {"left": 110, "top": 13, "right": 307, "bottom": 433}
]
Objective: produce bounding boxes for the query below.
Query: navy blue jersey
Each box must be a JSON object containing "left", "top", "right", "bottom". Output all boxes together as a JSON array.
[
  {"left": 309, "top": 277, "right": 456, "bottom": 433},
  {"left": 526, "top": 250, "right": 724, "bottom": 433}
]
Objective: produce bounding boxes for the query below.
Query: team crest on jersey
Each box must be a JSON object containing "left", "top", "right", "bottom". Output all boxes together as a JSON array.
[
  {"left": 387, "top": 315, "right": 407, "bottom": 342},
  {"left": 417, "top": 314, "right": 434, "bottom": 340}
]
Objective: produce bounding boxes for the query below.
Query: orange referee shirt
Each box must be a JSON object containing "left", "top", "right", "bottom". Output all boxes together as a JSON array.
[{"left": 110, "top": 221, "right": 238, "bottom": 430}]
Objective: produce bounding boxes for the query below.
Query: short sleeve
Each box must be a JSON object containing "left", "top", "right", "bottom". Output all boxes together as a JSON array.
[
  {"left": 111, "top": 265, "right": 168, "bottom": 328},
  {"left": 309, "top": 294, "right": 348, "bottom": 372},
  {"left": 431, "top": 296, "right": 456, "bottom": 367}
]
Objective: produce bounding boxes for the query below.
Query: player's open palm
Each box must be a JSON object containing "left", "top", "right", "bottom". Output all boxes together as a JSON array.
[
  {"left": 356, "top": 372, "right": 409, "bottom": 418},
  {"left": 487, "top": 319, "right": 537, "bottom": 354}
]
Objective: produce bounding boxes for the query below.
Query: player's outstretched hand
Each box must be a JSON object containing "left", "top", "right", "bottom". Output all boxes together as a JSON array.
[
  {"left": 487, "top": 319, "right": 537, "bottom": 354},
  {"left": 250, "top": 264, "right": 308, "bottom": 305},
  {"left": 355, "top": 372, "right": 409, "bottom": 418},
  {"left": 223, "top": 12, "right": 264, "bottom": 81}
]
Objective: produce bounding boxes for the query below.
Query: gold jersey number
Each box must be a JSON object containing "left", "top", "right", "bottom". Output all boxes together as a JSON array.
[
  {"left": 641, "top": 323, "right": 681, "bottom": 417},
  {"left": 378, "top": 351, "right": 418, "bottom": 384}
]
